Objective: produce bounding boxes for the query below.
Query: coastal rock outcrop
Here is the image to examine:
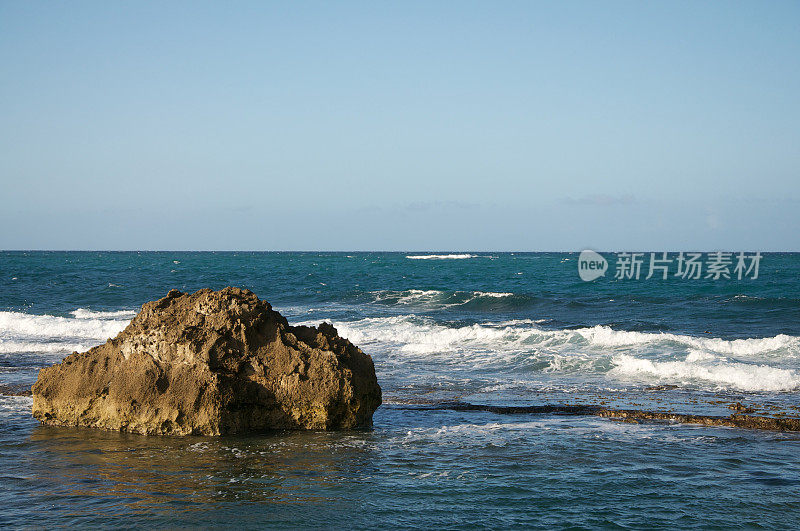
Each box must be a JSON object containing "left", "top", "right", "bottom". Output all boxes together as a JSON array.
[{"left": 32, "top": 288, "right": 382, "bottom": 435}]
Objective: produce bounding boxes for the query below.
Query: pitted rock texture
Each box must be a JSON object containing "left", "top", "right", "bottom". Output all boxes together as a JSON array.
[{"left": 32, "top": 288, "right": 382, "bottom": 435}]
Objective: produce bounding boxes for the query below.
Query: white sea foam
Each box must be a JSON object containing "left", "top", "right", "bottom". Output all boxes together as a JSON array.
[
  {"left": 372, "top": 290, "right": 442, "bottom": 305},
  {"left": 0, "top": 396, "right": 33, "bottom": 417},
  {"left": 493, "top": 319, "right": 550, "bottom": 326},
  {"left": 369, "top": 289, "right": 514, "bottom": 309},
  {"left": 398, "top": 418, "right": 693, "bottom": 446},
  {"left": 71, "top": 308, "right": 138, "bottom": 320},
  {"left": 610, "top": 353, "right": 800, "bottom": 392},
  {"left": 0, "top": 341, "right": 96, "bottom": 355},
  {"left": 330, "top": 316, "right": 535, "bottom": 357},
  {"left": 0, "top": 311, "right": 129, "bottom": 340},
  {"left": 0, "top": 310, "right": 131, "bottom": 356},
  {"left": 406, "top": 254, "right": 478, "bottom": 260},
  {"left": 398, "top": 420, "right": 565, "bottom": 438},
  {"left": 398, "top": 420, "right": 565, "bottom": 449},
  {"left": 324, "top": 316, "right": 800, "bottom": 359},
  {"left": 303, "top": 315, "right": 800, "bottom": 392},
  {"left": 574, "top": 326, "right": 800, "bottom": 358}
]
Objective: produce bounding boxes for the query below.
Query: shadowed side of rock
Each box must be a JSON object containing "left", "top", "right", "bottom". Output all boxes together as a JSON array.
[{"left": 32, "top": 288, "right": 382, "bottom": 435}]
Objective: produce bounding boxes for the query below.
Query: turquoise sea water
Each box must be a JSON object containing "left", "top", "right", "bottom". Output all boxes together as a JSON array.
[{"left": 1, "top": 251, "right": 799, "bottom": 528}]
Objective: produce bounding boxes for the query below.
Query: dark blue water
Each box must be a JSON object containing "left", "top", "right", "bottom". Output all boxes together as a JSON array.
[{"left": 1, "top": 252, "right": 799, "bottom": 528}]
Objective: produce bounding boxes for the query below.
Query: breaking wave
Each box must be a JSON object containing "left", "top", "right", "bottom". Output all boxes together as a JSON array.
[
  {"left": 71, "top": 308, "right": 138, "bottom": 320},
  {"left": 306, "top": 315, "right": 800, "bottom": 392},
  {"left": 610, "top": 352, "right": 800, "bottom": 392},
  {"left": 0, "top": 311, "right": 130, "bottom": 356},
  {"left": 368, "top": 289, "right": 515, "bottom": 310},
  {"left": 406, "top": 254, "right": 479, "bottom": 260}
]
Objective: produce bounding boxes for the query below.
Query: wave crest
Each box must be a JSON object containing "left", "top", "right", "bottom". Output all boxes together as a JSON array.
[
  {"left": 406, "top": 254, "right": 478, "bottom": 260},
  {"left": 369, "top": 289, "right": 514, "bottom": 309},
  {"left": 0, "top": 310, "right": 131, "bottom": 356},
  {"left": 610, "top": 353, "right": 800, "bottom": 392},
  {"left": 309, "top": 315, "right": 800, "bottom": 393},
  {"left": 71, "top": 308, "right": 138, "bottom": 320}
]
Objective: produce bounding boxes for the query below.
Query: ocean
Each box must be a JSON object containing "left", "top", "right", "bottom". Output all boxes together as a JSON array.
[{"left": 1, "top": 251, "right": 799, "bottom": 528}]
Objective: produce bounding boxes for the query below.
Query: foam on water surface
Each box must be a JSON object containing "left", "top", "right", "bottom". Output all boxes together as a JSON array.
[
  {"left": 311, "top": 315, "right": 800, "bottom": 393},
  {"left": 406, "top": 254, "right": 479, "bottom": 259},
  {"left": 0, "top": 311, "right": 130, "bottom": 341},
  {"left": 0, "top": 311, "right": 131, "bottom": 357}
]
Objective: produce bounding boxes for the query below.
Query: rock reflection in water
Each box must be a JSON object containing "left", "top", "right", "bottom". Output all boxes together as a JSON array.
[{"left": 25, "top": 426, "right": 378, "bottom": 525}]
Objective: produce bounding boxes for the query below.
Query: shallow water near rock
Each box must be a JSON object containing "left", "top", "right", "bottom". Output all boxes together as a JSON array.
[
  {"left": 3, "top": 403, "right": 800, "bottom": 528},
  {"left": 2, "top": 251, "right": 800, "bottom": 527}
]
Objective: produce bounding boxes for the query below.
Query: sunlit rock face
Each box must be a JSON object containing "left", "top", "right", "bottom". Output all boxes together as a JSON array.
[{"left": 33, "top": 287, "right": 382, "bottom": 435}]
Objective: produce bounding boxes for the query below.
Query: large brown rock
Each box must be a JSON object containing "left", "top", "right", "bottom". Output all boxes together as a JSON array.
[{"left": 32, "top": 288, "right": 382, "bottom": 435}]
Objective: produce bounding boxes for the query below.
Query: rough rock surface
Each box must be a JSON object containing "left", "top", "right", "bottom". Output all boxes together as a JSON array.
[{"left": 32, "top": 288, "right": 382, "bottom": 435}]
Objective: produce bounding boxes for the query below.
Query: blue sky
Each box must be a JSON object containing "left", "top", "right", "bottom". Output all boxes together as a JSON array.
[{"left": 1, "top": 1, "right": 798, "bottom": 250}]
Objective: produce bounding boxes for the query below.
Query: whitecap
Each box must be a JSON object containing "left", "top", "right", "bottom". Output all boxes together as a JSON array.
[
  {"left": 406, "top": 254, "right": 478, "bottom": 260},
  {"left": 0, "top": 310, "right": 131, "bottom": 356},
  {"left": 71, "top": 308, "right": 137, "bottom": 320},
  {"left": 0, "top": 396, "right": 33, "bottom": 417},
  {"left": 0, "top": 340, "right": 96, "bottom": 354},
  {"left": 0, "top": 311, "right": 129, "bottom": 340},
  {"left": 610, "top": 353, "right": 800, "bottom": 392},
  {"left": 369, "top": 289, "right": 514, "bottom": 309},
  {"left": 296, "top": 315, "right": 800, "bottom": 393}
]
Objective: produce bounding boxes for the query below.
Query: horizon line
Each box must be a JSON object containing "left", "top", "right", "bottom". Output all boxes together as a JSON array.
[{"left": 0, "top": 249, "right": 796, "bottom": 254}]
